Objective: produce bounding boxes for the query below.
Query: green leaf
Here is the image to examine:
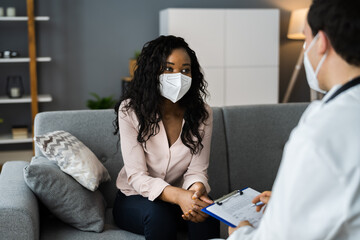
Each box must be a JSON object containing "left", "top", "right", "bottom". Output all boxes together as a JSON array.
[
  {"left": 134, "top": 50, "right": 141, "bottom": 59},
  {"left": 86, "top": 93, "right": 117, "bottom": 109}
]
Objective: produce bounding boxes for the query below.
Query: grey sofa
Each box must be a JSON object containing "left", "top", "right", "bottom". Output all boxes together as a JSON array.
[{"left": 0, "top": 103, "right": 308, "bottom": 240}]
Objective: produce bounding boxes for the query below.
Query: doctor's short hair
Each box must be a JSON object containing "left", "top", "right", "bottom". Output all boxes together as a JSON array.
[{"left": 308, "top": 0, "right": 360, "bottom": 66}]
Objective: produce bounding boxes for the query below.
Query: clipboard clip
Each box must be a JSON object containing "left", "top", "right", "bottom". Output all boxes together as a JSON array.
[{"left": 215, "top": 189, "right": 243, "bottom": 205}]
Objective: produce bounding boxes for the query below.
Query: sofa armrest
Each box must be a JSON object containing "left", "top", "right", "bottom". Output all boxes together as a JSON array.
[{"left": 0, "top": 161, "right": 39, "bottom": 240}]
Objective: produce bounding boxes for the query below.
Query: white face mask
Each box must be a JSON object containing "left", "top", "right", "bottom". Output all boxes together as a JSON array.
[
  {"left": 303, "top": 33, "right": 327, "bottom": 94},
  {"left": 159, "top": 73, "right": 192, "bottom": 103}
]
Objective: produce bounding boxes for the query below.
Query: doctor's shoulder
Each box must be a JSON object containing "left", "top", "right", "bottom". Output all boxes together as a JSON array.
[
  {"left": 295, "top": 100, "right": 358, "bottom": 147},
  {"left": 310, "top": 100, "right": 360, "bottom": 152},
  {"left": 322, "top": 93, "right": 360, "bottom": 126}
]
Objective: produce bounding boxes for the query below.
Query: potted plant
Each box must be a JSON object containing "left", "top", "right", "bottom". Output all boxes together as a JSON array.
[{"left": 86, "top": 93, "right": 117, "bottom": 109}]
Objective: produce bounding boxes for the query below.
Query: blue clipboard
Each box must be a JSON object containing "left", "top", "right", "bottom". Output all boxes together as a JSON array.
[
  {"left": 202, "top": 204, "right": 237, "bottom": 227},
  {"left": 202, "top": 187, "right": 262, "bottom": 228}
]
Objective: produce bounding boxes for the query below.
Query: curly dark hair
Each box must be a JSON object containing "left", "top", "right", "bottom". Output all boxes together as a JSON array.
[
  {"left": 308, "top": 0, "right": 360, "bottom": 66},
  {"left": 114, "top": 35, "right": 209, "bottom": 154}
]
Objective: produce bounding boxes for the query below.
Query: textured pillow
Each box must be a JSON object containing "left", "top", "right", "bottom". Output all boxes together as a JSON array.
[
  {"left": 23, "top": 156, "right": 106, "bottom": 232},
  {"left": 34, "top": 130, "right": 110, "bottom": 191}
]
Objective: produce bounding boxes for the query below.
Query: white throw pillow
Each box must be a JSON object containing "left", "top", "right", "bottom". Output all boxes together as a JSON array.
[{"left": 34, "top": 130, "right": 111, "bottom": 191}]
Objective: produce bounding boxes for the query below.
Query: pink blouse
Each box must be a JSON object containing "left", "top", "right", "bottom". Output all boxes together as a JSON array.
[{"left": 116, "top": 102, "right": 213, "bottom": 201}]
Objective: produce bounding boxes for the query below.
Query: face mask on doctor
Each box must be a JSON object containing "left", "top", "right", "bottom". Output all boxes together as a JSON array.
[
  {"left": 303, "top": 33, "right": 327, "bottom": 94},
  {"left": 159, "top": 73, "right": 192, "bottom": 103}
]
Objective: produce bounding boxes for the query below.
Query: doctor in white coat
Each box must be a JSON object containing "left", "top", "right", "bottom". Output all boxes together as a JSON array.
[{"left": 228, "top": 0, "right": 360, "bottom": 239}]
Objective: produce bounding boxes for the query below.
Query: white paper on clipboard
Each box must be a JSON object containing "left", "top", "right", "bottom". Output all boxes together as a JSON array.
[{"left": 202, "top": 187, "right": 263, "bottom": 228}]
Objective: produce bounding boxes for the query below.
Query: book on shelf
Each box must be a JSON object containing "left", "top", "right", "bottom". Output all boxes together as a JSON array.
[{"left": 11, "top": 125, "right": 28, "bottom": 139}]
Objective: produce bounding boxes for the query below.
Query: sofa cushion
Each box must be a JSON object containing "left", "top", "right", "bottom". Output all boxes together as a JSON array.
[
  {"left": 34, "top": 130, "right": 111, "bottom": 191},
  {"left": 39, "top": 208, "right": 145, "bottom": 240},
  {"left": 34, "top": 110, "right": 123, "bottom": 208},
  {"left": 23, "top": 156, "right": 106, "bottom": 232}
]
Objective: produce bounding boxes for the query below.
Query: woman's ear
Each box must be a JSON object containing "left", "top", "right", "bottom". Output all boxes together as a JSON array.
[{"left": 317, "top": 30, "right": 330, "bottom": 55}]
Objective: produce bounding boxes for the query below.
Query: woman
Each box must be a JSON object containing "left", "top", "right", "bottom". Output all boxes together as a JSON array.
[{"left": 113, "top": 35, "right": 219, "bottom": 240}]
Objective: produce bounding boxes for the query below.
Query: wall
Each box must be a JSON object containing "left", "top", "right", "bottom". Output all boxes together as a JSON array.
[{"left": 0, "top": 0, "right": 312, "bottom": 151}]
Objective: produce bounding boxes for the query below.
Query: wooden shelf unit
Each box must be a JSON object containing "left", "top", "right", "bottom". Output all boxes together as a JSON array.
[
  {"left": 0, "top": 57, "right": 51, "bottom": 63},
  {"left": 0, "top": 16, "right": 49, "bottom": 21},
  {"left": 0, "top": 0, "right": 51, "bottom": 146},
  {"left": 0, "top": 94, "right": 52, "bottom": 104},
  {"left": 0, "top": 134, "right": 33, "bottom": 144}
]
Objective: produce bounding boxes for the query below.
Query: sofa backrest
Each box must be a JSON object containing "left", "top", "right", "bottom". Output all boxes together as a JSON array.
[
  {"left": 208, "top": 107, "right": 229, "bottom": 200},
  {"left": 34, "top": 103, "right": 308, "bottom": 207},
  {"left": 222, "top": 103, "right": 308, "bottom": 192}
]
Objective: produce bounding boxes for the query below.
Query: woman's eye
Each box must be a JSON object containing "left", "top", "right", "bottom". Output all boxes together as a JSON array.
[
  {"left": 165, "top": 67, "right": 173, "bottom": 72},
  {"left": 181, "top": 69, "right": 191, "bottom": 74}
]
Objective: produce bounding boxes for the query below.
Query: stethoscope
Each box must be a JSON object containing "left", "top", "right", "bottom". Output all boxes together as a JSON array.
[{"left": 325, "top": 76, "right": 360, "bottom": 104}]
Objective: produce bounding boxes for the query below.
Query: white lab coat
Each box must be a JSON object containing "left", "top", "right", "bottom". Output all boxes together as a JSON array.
[{"left": 228, "top": 84, "right": 360, "bottom": 240}]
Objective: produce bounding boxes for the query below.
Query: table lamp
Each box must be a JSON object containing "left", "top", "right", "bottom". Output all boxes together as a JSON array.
[{"left": 282, "top": 8, "right": 309, "bottom": 103}]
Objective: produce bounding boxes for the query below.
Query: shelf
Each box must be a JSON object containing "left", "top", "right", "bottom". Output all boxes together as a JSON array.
[
  {"left": 1, "top": 1, "right": 51, "bottom": 147},
  {"left": 0, "top": 57, "right": 51, "bottom": 63},
  {"left": 0, "top": 133, "right": 33, "bottom": 144},
  {"left": 0, "top": 94, "right": 52, "bottom": 104},
  {"left": 0, "top": 16, "right": 50, "bottom": 21}
]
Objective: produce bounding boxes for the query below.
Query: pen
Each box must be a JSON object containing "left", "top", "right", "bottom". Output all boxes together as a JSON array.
[{"left": 252, "top": 201, "right": 265, "bottom": 207}]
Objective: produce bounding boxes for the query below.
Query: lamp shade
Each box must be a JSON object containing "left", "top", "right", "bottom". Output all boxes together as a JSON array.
[{"left": 287, "top": 8, "right": 309, "bottom": 40}]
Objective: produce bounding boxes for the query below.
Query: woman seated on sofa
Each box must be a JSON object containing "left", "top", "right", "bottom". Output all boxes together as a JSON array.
[{"left": 112, "top": 35, "right": 219, "bottom": 240}]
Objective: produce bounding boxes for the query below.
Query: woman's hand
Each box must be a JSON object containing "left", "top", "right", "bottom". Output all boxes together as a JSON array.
[
  {"left": 178, "top": 189, "right": 211, "bottom": 223},
  {"left": 181, "top": 197, "right": 212, "bottom": 222},
  {"left": 188, "top": 182, "right": 213, "bottom": 203},
  {"left": 159, "top": 185, "right": 213, "bottom": 223},
  {"left": 252, "top": 191, "right": 272, "bottom": 213},
  {"left": 181, "top": 182, "right": 213, "bottom": 222}
]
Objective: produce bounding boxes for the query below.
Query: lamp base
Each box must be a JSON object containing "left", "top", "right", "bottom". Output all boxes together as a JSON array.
[{"left": 282, "top": 47, "right": 305, "bottom": 103}]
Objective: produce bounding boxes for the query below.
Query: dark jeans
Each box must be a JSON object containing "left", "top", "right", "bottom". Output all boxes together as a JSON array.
[{"left": 113, "top": 190, "right": 220, "bottom": 240}]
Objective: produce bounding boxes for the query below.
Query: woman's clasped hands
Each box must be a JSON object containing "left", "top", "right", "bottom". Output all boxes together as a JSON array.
[{"left": 180, "top": 182, "right": 213, "bottom": 223}]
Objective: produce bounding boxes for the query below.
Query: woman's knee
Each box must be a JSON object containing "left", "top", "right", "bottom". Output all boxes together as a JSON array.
[
  {"left": 113, "top": 192, "right": 179, "bottom": 239},
  {"left": 143, "top": 200, "right": 178, "bottom": 227},
  {"left": 140, "top": 201, "right": 178, "bottom": 239}
]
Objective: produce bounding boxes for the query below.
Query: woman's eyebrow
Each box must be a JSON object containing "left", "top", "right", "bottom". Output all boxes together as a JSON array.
[{"left": 166, "top": 62, "right": 191, "bottom": 66}]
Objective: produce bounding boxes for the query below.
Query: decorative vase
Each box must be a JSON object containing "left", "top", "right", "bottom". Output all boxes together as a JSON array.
[{"left": 6, "top": 76, "right": 24, "bottom": 98}]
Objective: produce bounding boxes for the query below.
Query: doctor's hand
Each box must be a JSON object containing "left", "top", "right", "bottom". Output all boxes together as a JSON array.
[
  {"left": 228, "top": 221, "right": 253, "bottom": 236},
  {"left": 252, "top": 191, "right": 271, "bottom": 213}
]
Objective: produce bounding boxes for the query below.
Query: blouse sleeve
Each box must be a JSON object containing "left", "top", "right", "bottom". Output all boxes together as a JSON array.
[
  {"left": 118, "top": 106, "right": 169, "bottom": 201},
  {"left": 182, "top": 105, "right": 213, "bottom": 193}
]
